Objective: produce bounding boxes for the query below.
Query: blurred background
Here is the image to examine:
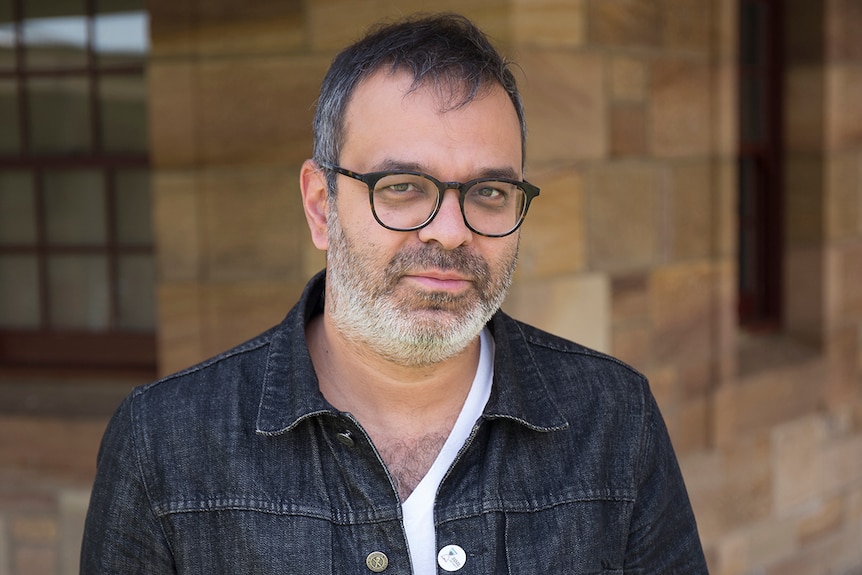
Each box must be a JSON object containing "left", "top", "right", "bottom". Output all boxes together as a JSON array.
[{"left": 0, "top": 0, "right": 861, "bottom": 573}]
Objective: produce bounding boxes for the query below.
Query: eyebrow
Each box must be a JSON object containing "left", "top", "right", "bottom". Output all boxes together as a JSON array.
[{"left": 372, "top": 159, "right": 521, "bottom": 181}]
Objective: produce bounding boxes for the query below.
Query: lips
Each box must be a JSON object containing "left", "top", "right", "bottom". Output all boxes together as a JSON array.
[
  {"left": 403, "top": 270, "right": 473, "bottom": 292},
  {"left": 411, "top": 269, "right": 472, "bottom": 282}
]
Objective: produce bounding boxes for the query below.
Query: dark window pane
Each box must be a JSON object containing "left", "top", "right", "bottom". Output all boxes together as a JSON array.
[
  {"left": 0, "top": 79, "right": 20, "bottom": 153},
  {"left": 47, "top": 254, "right": 109, "bottom": 329},
  {"left": 0, "top": 255, "right": 40, "bottom": 328},
  {"left": 0, "top": 172, "right": 36, "bottom": 244},
  {"left": 116, "top": 169, "right": 152, "bottom": 245},
  {"left": 98, "top": 0, "right": 145, "bottom": 12},
  {"left": 0, "top": 0, "right": 15, "bottom": 71},
  {"left": 28, "top": 76, "right": 92, "bottom": 153},
  {"left": 25, "top": 0, "right": 85, "bottom": 20},
  {"left": 100, "top": 74, "right": 147, "bottom": 152},
  {"left": 117, "top": 254, "right": 154, "bottom": 330},
  {"left": 44, "top": 170, "right": 106, "bottom": 245},
  {"left": 0, "top": 0, "right": 13, "bottom": 22},
  {"left": 740, "top": 2, "right": 765, "bottom": 67},
  {"left": 740, "top": 75, "right": 764, "bottom": 143}
]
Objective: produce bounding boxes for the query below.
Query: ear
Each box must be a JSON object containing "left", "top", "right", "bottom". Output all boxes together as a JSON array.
[{"left": 300, "top": 159, "right": 330, "bottom": 250}]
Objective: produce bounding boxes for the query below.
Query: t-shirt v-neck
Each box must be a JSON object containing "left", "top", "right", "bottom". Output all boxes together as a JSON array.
[{"left": 400, "top": 328, "right": 494, "bottom": 575}]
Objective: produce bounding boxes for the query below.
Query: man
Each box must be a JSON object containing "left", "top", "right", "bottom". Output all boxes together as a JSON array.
[{"left": 82, "top": 13, "right": 708, "bottom": 574}]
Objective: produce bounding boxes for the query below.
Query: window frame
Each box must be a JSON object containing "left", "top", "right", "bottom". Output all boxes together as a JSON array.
[
  {"left": 0, "top": 0, "right": 154, "bottom": 373},
  {"left": 737, "top": 0, "right": 785, "bottom": 331}
]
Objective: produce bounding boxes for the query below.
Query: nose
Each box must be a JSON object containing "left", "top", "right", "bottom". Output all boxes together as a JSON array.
[{"left": 416, "top": 188, "right": 473, "bottom": 249}]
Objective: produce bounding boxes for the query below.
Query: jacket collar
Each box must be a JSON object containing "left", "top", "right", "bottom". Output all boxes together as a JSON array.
[{"left": 255, "top": 271, "right": 568, "bottom": 436}]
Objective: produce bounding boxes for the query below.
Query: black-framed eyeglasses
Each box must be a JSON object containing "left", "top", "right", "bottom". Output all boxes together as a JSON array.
[{"left": 319, "top": 162, "right": 540, "bottom": 238}]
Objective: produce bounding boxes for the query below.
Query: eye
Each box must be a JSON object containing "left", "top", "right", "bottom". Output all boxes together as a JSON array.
[
  {"left": 373, "top": 174, "right": 434, "bottom": 207},
  {"left": 384, "top": 182, "right": 417, "bottom": 193},
  {"left": 468, "top": 182, "right": 512, "bottom": 206},
  {"left": 475, "top": 186, "right": 504, "bottom": 199}
]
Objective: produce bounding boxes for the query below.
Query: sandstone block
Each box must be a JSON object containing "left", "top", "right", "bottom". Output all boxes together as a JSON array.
[
  {"left": 197, "top": 56, "right": 327, "bottom": 166},
  {"left": 148, "top": 62, "right": 197, "bottom": 169},
  {"left": 650, "top": 58, "right": 713, "bottom": 158},
  {"left": 772, "top": 414, "right": 826, "bottom": 515},
  {"left": 785, "top": 66, "right": 826, "bottom": 153},
  {"left": 517, "top": 49, "right": 606, "bottom": 162},
  {"left": 202, "top": 280, "right": 307, "bottom": 357},
  {"left": 610, "top": 103, "right": 646, "bottom": 157},
  {"left": 650, "top": 262, "right": 716, "bottom": 365},
  {"left": 516, "top": 166, "right": 585, "bottom": 278},
  {"left": 827, "top": 65, "right": 862, "bottom": 150},
  {"left": 504, "top": 272, "right": 610, "bottom": 353},
  {"left": 611, "top": 272, "right": 649, "bottom": 324},
  {"left": 588, "top": 162, "right": 663, "bottom": 271},
  {"left": 153, "top": 171, "right": 201, "bottom": 282},
  {"left": 157, "top": 282, "right": 205, "bottom": 376},
  {"left": 610, "top": 56, "right": 646, "bottom": 102},
  {"left": 663, "top": 0, "right": 712, "bottom": 54},
  {"left": 200, "top": 166, "right": 303, "bottom": 283},
  {"left": 512, "top": 0, "right": 586, "bottom": 48},
  {"left": 826, "top": 154, "right": 861, "bottom": 240},
  {"left": 827, "top": 0, "right": 862, "bottom": 61},
  {"left": 669, "top": 160, "right": 713, "bottom": 261},
  {"left": 587, "top": 0, "right": 661, "bottom": 47}
]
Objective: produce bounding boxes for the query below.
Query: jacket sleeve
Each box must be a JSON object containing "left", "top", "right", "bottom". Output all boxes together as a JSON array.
[
  {"left": 624, "top": 387, "right": 710, "bottom": 574},
  {"left": 80, "top": 395, "right": 177, "bottom": 574}
]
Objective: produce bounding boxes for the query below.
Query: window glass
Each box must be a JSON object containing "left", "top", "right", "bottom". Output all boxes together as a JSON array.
[
  {"left": 28, "top": 76, "right": 91, "bottom": 153},
  {"left": 116, "top": 169, "right": 152, "bottom": 245},
  {"left": 0, "top": 79, "right": 20, "bottom": 154},
  {"left": 0, "top": 0, "right": 153, "bottom": 368},
  {"left": 117, "top": 254, "right": 154, "bottom": 330},
  {"left": 0, "top": 0, "right": 13, "bottom": 22},
  {"left": 100, "top": 74, "right": 148, "bottom": 152},
  {"left": 740, "top": 76, "right": 764, "bottom": 143},
  {"left": 0, "top": 0, "right": 15, "bottom": 70},
  {"left": 98, "top": 0, "right": 145, "bottom": 12},
  {"left": 44, "top": 170, "right": 105, "bottom": 245},
  {"left": 48, "top": 254, "right": 109, "bottom": 329},
  {"left": 94, "top": 10, "right": 148, "bottom": 66},
  {"left": 739, "top": 2, "right": 765, "bottom": 68},
  {"left": 22, "top": 14, "right": 87, "bottom": 68},
  {"left": 0, "top": 172, "right": 36, "bottom": 244},
  {"left": 0, "top": 256, "right": 40, "bottom": 328}
]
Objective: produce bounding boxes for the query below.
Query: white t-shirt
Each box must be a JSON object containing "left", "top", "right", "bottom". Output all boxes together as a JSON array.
[{"left": 401, "top": 328, "right": 494, "bottom": 575}]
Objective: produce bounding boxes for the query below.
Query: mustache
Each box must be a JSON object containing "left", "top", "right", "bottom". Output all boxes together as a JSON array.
[{"left": 385, "top": 245, "right": 491, "bottom": 286}]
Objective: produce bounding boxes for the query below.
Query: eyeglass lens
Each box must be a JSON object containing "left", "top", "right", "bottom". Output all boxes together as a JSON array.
[{"left": 371, "top": 173, "right": 527, "bottom": 236}]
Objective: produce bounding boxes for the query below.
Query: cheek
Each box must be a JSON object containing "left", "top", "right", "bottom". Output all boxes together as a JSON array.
[
  {"left": 333, "top": 211, "right": 404, "bottom": 266},
  {"left": 483, "top": 236, "right": 519, "bottom": 272}
]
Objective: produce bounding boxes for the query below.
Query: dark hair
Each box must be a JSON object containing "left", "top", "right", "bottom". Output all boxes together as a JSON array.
[{"left": 312, "top": 13, "right": 527, "bottom": 195}]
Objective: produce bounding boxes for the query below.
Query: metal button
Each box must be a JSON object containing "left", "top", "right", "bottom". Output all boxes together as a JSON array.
[
  {"left": 365, "top": 551, "right": 389, "bottom": 572},
  {"left": 336, "top": 431, "right": 355, "bottom": 447},
  {"left": 437, "top": 544, "right": 466, "bottom": 572}
]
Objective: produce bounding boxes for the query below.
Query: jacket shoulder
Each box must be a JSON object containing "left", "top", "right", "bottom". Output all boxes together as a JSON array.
[{"left": 501, "top": 314, "right": 648, "bottom": 384}]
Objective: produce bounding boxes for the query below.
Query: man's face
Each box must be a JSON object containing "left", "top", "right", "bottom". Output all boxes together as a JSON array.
[{"left": 323, "top": 69, "right": 523, "bottom": 367}]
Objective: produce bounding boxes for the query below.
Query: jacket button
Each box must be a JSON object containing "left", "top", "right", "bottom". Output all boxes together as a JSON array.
[
  {"left": 437, "top": 544, "right": 466, "bottom": 571},
  {"left": 365, "top": 551, "right": 389, "bottom": 572},
  {"left": 336, "top": 431, "right": 355, "bottom": 447}
]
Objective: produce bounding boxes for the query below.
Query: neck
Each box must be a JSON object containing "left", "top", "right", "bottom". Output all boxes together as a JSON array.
[{"left": 306, "top": 312, "right": 481, "bottom": 438}]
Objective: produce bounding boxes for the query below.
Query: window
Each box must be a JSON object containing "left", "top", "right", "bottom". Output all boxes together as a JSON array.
[
  {"left": 737, "top": 0, "right": 784, "bottom": 330},
  {"left": 0, "top": 0, "right": 154, "bottom": 372}
]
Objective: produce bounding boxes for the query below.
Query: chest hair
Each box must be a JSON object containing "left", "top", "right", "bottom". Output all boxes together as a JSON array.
[{"left": 378, "top": 432, "right": 449, "bottom": 502}]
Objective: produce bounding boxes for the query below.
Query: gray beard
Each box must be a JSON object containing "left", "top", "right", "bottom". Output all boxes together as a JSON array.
[{"left": 324, "top": 208, "right": 516, "bottom": 367}]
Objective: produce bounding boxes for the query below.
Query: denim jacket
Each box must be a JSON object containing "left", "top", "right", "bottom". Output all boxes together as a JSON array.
[{"left": 82, "top": 272, "right": 708, "bottom": 574}]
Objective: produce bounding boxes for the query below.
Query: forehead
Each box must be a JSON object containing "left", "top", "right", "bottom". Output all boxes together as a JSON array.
[{"left": 340, "top": 69, "right": 522, "bottom": 173}]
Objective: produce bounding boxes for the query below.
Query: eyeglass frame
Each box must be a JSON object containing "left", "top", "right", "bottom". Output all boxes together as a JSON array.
[{"left": 318, "top": 161, "right": 540, "bottom": 238}]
